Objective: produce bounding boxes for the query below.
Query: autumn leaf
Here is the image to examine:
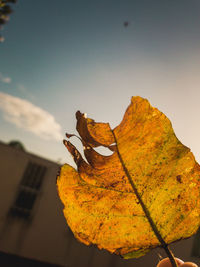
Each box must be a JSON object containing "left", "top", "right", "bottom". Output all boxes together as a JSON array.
[{"left": 57, "top": 96, "right": 200, "bottom": 261}]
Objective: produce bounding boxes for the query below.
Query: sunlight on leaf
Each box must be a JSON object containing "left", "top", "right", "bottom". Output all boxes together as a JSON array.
[{"left": 57, "top": 96, "right": 200, "bottom": 258}]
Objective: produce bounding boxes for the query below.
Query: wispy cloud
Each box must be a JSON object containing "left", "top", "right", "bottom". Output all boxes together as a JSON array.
[
  {"left": 0, "top": 92, "right": 63, "bottom": 141},
  {"left": 0, "top": 72, "right": 11, "bottom": 83}
]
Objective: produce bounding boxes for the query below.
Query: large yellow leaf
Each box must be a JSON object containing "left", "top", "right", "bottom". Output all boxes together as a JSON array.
[{"left": 57, "top": 96, "right": 200, "bottom": 259}]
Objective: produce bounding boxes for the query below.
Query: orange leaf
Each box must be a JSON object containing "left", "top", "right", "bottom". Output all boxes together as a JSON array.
[{"left": 57, "top": 96, "right": 200, "bottom": 259}]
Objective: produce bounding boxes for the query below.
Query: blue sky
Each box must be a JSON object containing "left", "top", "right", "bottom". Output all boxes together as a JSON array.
[{"left": 0, "top": 0, "right": 200, "bottom": 166}]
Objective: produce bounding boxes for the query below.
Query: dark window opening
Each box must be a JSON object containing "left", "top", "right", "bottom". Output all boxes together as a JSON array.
[
  {"left": 9, "top": 162, "right": 47, "bottom": 219},
  {"left": 21, "top": 162, "right": 46, "bottom": 190}
]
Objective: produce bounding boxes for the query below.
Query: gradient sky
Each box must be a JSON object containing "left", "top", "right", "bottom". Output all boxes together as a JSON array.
[{"left": 0, "top": 0, "right": 200, "bottom": 166}]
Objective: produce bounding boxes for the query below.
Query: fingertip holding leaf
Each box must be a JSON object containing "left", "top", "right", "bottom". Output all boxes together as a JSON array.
[
  {"left": 157, "top": 258, "right": 184, "bottom": 267},
  {"left": 157, "top": 258, "right": 198, "bottom": 267},
  {"left": 57, "top": 96, "right": 200, "bottom": 260}
]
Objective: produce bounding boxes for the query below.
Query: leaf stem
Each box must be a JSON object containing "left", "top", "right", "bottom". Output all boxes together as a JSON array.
[
  {"left": 112, "top": 131, "right": 178, "bottom": 267},
  {"left": 163, "top": 245, "right": 178, "bottom": 267}
]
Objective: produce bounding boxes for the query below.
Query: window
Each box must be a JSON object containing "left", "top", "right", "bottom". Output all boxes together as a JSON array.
[
  {"left": 21, "top": 162, "right": 46, "bottom": 190},
  {"left": 10, "top": 162, "right": 47, "bottom": 219}
]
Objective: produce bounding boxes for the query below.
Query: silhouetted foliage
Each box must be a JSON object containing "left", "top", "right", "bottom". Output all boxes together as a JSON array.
[{"left": 0, "top": 0, "right": 17, "bottom": 42}]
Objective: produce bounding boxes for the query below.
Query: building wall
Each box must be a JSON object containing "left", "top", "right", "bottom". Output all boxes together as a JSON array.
[
  {"left": 0, "top": 142, "right": 199, "bottom": 267},
  {"left": 0, "top": 142, "right": 68, "bottom": 266}
]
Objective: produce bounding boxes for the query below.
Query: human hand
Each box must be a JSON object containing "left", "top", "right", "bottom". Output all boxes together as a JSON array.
[{"left": 157, "top": 258, "right": 198, "bottom": 267}]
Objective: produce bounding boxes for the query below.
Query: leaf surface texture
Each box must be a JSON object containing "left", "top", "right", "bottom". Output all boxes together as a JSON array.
[{"left": 57, "top": 96, "right": 200, "bottom": 258}]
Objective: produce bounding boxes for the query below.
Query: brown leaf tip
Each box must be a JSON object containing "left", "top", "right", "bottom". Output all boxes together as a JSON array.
[
  {"left": 63, "top": 139, "right": 83, "bottom": 165},
  {"left": 76, "top": 110, "right": 82, "bottom": 120},
  {"left": 65, "top": 133, "right": 74, "bottom": 138}
]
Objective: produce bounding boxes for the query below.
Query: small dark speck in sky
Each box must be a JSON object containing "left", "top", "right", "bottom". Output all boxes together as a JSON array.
[{"left": 123, "top": 21, "right": 129, "bottom": 27}]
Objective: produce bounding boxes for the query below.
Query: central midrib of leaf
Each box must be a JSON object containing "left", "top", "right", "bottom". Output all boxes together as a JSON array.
[{"left": 111, "top": 130, "right": 178, "bottom": 267}]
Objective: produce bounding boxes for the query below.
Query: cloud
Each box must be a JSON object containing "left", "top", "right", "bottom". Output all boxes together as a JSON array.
[
  {"left": 0, "top": 92, "right": 63, "bottom": 141},
  {"left": 0, "top": 72, "right": 11, "bottom": 83}
]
